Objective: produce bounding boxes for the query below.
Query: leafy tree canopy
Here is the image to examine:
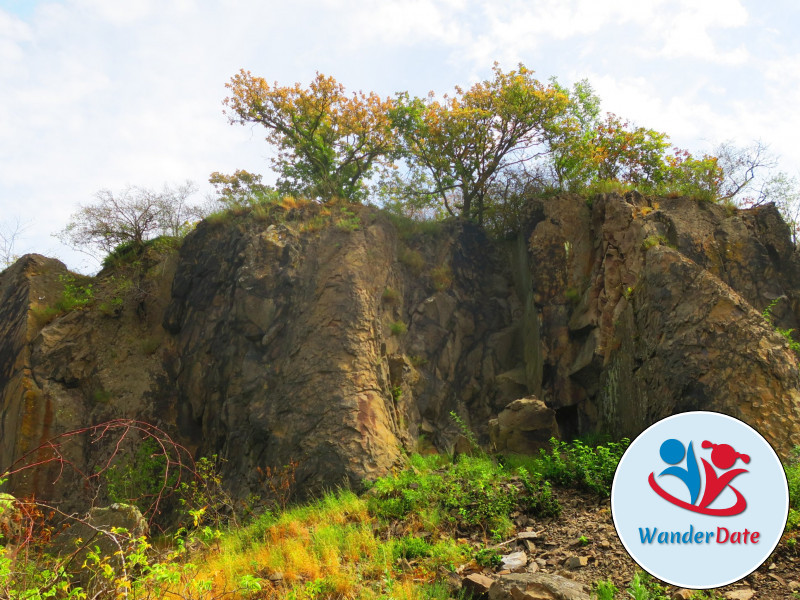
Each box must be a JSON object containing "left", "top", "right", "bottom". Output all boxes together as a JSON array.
[
  {"left": 390, "top": 64, "right": 570, "bottom": 224},
  {"left": 224, "top": 70, "right": 396, "bottom": 202},
  {"left": 220, "top": 64, "right": 798, "bottom": 235}
]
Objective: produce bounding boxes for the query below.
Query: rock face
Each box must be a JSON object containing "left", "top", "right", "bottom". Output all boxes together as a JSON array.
[
  {"left": 2, "top": 194, "right": 800, "bottom": 506},
  {"left": 522, "top": 193, "right": 800, "bottom": 450}
]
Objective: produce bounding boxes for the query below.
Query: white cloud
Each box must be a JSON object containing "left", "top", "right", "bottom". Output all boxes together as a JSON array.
[
  {"left": 345, "top": 0, "right": 464, "bottom": 47},
  {"left": 657, "top": 4, "right": 750, "bottom": 64},
  {"left": 0, "top": 9, "right": 32, "bottom": 75}
]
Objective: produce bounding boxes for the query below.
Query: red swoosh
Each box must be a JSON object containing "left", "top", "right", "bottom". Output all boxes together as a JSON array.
[{"left": 648, "top": 472, "right": 747, "bottom": 516}]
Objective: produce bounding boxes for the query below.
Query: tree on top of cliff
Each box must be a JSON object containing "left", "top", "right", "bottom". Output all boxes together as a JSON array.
[
  {"left": 208, "top": 169, "right": 276, "bottom": 206},
  {"left": 390, "top": 64, "right": 570, "bottom": 224},
  {"left": 219, "top": 65, "right": 792, "bottom": 231},
  {"left": 544, "top": 79, "right": 721, "bottom": 197},
  {"left": 224, "top": 70, "right": 397, "bottom": 202},
  {"left": 0, "top": 217, "right": 27, "bottom": 268},
  {"left": 58, "top": 182, "right": 201, "bottom": 255}
]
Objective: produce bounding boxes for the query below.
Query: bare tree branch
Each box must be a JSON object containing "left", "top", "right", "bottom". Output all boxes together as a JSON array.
[{"left": 0, "top": 217, "right": 29, "bottom": 268}]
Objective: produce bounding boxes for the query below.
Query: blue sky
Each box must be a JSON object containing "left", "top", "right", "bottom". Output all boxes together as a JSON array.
[{"left": 2, "top": 0, "right": 799, "bottom": 271}]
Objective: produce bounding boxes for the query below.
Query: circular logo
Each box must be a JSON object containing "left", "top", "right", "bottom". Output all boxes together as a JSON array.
[{"left": 611, "top": 411, "right": 789, "bottom": 589}]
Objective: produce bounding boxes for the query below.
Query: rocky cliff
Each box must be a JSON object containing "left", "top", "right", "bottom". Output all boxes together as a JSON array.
[{"left": 2, "top": 193, "right": 800, "bottom": 506}]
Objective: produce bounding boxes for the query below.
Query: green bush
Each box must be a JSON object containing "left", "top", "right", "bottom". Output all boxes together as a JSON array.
[
  {"left": 641, "top": 234, "right": 667, "bottom": 251},
  {"left": 104, "top": 437, "right": 179, "bottom": 518},
  {"left": 594, "top": 578, "right": 618, "bottom": 600},
  {"left": 102, "top": 235, "right": 183, "bottom": 270},
  {"left": 786, "top": 446, "right": 800, "bottom": 531},
  {"left": 335, "top": 207, "right": 361, "bottom": 231},
  {"left": 55, "top": 274, "right": 94, "bottom": 312},
  {"left": 430, "top": 265, "right": 453, "bottom": 291},
  {"left": 626, "top": 571, "right": 670, "bottom": 600},
  {"left": 504, "top": 437, "right": 629, "bottom": 498},
  {"left": 475, "top": 547, "right": 502, "bottom": 568},
  {"left": 367, "top": 453, "right": 561, "bottom": 536},
  {"left": 382, "top": 286, "right": 401, "bottom": 304},
  {"left": 390, "top": 320, "right": 408, "bottom": 336},
  {"left": 763, "top": 298, "right": 800, "bottom": 359},
  {"left": 392, "top": 535, "right": 432, "bottom": 560},
  {"left": 517, "top": 468, "right": 561, "bottom": 518}
]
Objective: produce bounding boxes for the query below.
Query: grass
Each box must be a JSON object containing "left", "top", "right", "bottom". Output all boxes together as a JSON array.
[
  {"left": 390, "top": 320, "right": 408, "bottom": 336},
  {"left": 29, "top": 304, "right": 60, "bottom": 328},
  {"left": 430, "top": 265, "right": 452, "bottom": 291},
  {"left": 7, "top": 439, "right": 797, "bottom": 600},
  {"left": 641, "top": 234, "right": 668, "bottom": 251},
  {"left": 367, "top": 453, "right": 560, "bottom": 538},
  {"left": 398, "top": 246, "right": 425, "bottom": 275},
  {"left": 183, "top": 487, "right": 470, "bottom": 599},
  {"left": 179, "top": 448, "right": 608, "bottom": 598},
  {"left": 381, "top": 286, "right": 401, "bottom": 304},
  {"left": 763, "top": 297, "right": 800, "bottom": 360},
  {"left": 384, "top": 211, "right": 446, "bottom": 242},
  {"left": 29, "top": 273, "right": 95, "bottom": 327}
]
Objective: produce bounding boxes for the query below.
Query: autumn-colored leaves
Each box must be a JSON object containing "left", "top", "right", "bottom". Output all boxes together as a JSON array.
[
  {"left": 222, "top": 64, "right": 721, "bottom": 223},
  {"left": 225, "top": 70, "right": 395, "bottom": 202}
]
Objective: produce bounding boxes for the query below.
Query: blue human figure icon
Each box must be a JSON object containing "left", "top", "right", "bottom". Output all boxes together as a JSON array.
[{"left": 658, "top": 439, "right": 701, "bottom": 505}]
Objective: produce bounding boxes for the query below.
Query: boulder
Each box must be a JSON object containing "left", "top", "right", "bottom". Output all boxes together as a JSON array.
[
  {"left": 488, "top": 573, "right": 591, "bottom": 600},
  {"left": 490, "top": 397, "right": 559, "bottom": 454},
  {"left": 463, "top": 573, "right": 495, "bottom": 598},
  {"left": 53, "top": 503, "right": 148, "bottom": 560},
  {"left": 500, "top": 550, "right": 528, "bottom": 572},
  {"left": 0, "top": 492, "right": 21, "bottom": 543}
]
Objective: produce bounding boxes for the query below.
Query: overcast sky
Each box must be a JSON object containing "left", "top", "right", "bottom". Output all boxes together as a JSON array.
[{"left": 2, "top": 0, "right": 799, "bottom": 272}]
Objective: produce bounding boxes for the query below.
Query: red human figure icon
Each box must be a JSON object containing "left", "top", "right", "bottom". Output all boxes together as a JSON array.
[{"left": 698, "top": 441, "right": 750, "bottom": 511}]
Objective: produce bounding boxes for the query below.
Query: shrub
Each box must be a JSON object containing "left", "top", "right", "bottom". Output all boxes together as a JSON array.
[
  {"left": 30, "top": 305, "right": 60, "bottom": 328},
  {"left": 594, "top": 579, "right": 619, "bottom": 600},
  {"left": 787, "top": 446, "right": 800, "bottom": 532},
  {"left": 505, "top": 437, "right": 629, "bottom": 498},
  {"left": 392, "top": 535, "right": 432, "bottom": 560},
  {"left": 517, "top": 468, "right": 561, "bottom": 518},
  {"left": 385, "top": 210, "right": 446, "bottom": 241},
  {"left": 475, "top": 547, "right": 502, "bottom": 568},
  {"left": 55, "top": 274, "right": 94, "bottom": 312},
  {"left": 641, "top": 234, "right": 667, "bottom": 251},
  {"left": 763, "top": 298, "right": 800, "bottom": 359},
  {"left": 382, "top": 286, "right": 401, "bottom": 304},
  {"left": 367, "top": 453, "right": 561, "bottom": 537},
  {"left": 102, "top": 239, "right": 140, "bottom": 269},
  {"left": 431, "top": 265, "right": 453, "bottom": 291},
  {"left": 626, "top": 571, "right": 669, "bottom": 600},
  {"left": 104, "top": 437, "right": 179, "bottom": 518},
  {"left": 398, "top": 246, "right": 425, "bottom": 274},
  {"left": 390, "top": 320, "right": 408, "bottom": 336},
  {"left": 409, "top": 355, "right": 428, "bottom": 367}
]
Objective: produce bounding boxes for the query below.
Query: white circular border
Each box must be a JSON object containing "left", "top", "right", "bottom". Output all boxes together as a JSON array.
[{"left": 611, "top": 411, "right": 790, "bottom": 589}]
